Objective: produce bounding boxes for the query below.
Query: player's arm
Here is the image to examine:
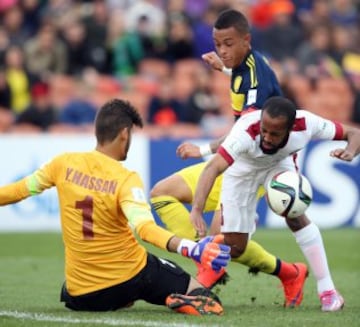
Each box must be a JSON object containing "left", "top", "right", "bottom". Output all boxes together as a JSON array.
[
  {"left": 190, "top": 154, "right": 230, "bottom": 237},
  {"left": 127, "top": 208, "right": 230, "bottom": 270},
  {"left": 307, "top": 111, "right": 360, "bottom": 162},
  {"left": 202, "top": 51, "right": 232, "bottom": 76},
  {"left": 0, "top": 164, "right": 55, "bottom": 206},
  {"left": 121, "top": 175, "right": 231, "bottom": 269},
  {"left": 0, "top": 178, "right": 31, "bottom": 205},
  {"left": 176, "top": 106, "right": 252, "bottom": 160},
  {"left": 177, "top": 117, "right": 245, "bottom": 159},
  {"left": 330, "top": 123, "right": 360, "bottom": 161},
  {"left": 176, "top": 135, "right": 227, "bottom": 159},
  {"left": 123, "top": 196, "right": 206, "bottom": 253}
]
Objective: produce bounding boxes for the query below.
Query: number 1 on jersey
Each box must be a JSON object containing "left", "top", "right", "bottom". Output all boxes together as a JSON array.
[{"left": 75, "top": 196, "right": 94, "bottom": 239}]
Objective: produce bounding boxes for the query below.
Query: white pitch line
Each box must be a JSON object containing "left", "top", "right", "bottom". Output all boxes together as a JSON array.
[{"left": 0, "top": 310, "right": 217, "bottom": 327}]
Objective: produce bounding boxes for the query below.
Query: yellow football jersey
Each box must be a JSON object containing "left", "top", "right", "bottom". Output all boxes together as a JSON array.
[{"left": 0, "top": 150, "right": 164, "bottom": 296}]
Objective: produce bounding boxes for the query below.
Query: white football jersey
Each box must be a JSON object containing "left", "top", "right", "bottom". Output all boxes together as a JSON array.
[{"left": 218, "top": 110, "right": 343, "bottom": 174}]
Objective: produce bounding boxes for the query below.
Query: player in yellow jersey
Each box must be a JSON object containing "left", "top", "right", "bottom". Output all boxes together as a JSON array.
[
  {"left": 0, "top": 99, "right": 231, "bottom": 316},
  {"left": 150, "top": 9, "right": 308, "bottom": 308}
]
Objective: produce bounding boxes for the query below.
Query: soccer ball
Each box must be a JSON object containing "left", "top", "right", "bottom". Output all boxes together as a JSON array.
[{"left": 266, "top": 171, "right": 313, "bottom": 218}]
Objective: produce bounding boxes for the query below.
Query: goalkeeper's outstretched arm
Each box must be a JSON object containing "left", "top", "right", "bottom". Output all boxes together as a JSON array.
[{"left": 130, "top": 213, "right": 230, "bottom": 271}]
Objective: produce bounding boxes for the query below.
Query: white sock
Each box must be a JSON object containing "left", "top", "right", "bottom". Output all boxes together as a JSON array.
[{"left": 293, "top": 222, "right": 335, "bottom": 294}]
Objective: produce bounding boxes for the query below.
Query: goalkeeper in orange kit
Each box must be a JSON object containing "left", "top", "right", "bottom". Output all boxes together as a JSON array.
[{"left": 0, "top": 99, "right": 231, "bottom": 316}]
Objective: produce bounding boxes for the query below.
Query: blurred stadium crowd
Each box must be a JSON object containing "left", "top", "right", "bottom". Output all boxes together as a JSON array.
[{"left": 0, "top": 0, "right": 359, "bottom": 138}]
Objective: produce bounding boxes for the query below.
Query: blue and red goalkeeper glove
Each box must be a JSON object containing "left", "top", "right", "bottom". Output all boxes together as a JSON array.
[{"left": 177, "top": 234, "right": 231, "bottom": 271}]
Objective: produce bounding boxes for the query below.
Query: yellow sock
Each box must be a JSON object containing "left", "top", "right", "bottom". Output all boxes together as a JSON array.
[
  {"left": 232, "top": 240, "right": 277, "bottom": 274},
  {"left": 150, "top": 195, "right": 197, "bottom": 240}
]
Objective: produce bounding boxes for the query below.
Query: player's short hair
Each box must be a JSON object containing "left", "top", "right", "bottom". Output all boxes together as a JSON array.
[
  {"left": 95, "top": 98, "right": 143, "bottom": 144},
  {"left": 214, "top": 9, "right": 250, "bottom": 35},
  {"left": 262, "top": 96, "right": 296, "bottom": 130}
]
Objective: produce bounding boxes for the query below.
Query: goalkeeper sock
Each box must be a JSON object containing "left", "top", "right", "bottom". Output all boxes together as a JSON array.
[{"left": 151, "top": 195, "right": 197, "bottom": 240}]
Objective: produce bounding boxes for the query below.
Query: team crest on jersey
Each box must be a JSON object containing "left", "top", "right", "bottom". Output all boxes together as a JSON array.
[{"left": 233, "top": 76, "right": 242, "bottom": 92}]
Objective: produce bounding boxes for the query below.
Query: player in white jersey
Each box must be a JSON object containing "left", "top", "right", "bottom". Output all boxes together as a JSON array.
[{"left": 190, "top": 96, "right": 360, "bottom": 312}]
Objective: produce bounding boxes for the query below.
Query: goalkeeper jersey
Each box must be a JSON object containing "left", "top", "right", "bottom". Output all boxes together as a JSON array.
[{"left": 0, "top": 150, "right": 170, "bottom": 296}]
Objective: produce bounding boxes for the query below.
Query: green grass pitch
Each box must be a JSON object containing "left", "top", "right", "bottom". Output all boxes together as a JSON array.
[{"left": 0, "top": 228, "right": 359, "bottom": 327}]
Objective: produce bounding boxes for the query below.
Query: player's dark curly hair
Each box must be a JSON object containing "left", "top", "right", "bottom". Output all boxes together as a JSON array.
[
  {"left": 262, "top": 96, "right": 297, "bottom": 130},
  {"left": 95, "top": 98, "right": 143, "bottom": 144},
  {"left": 214, "top": 9, "right": 250, "bottom": 35}
]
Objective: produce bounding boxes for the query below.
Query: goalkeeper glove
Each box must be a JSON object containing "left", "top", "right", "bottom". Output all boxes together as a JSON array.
[{"left": 177, "top": 235, "right": 230, "bottom": 271}]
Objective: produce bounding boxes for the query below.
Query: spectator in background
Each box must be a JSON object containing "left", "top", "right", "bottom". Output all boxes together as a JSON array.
[
  {"left": 4, "top": 45, "right": 32, "bottom": 114},
  {"left": 24, "top": 23, "right": 68, "bottom": 80},
  {"left": 57, "top": 78, "right": 97, "bottom": 131},
  {"left": 261, "top": 0, "right": 304, "bottom": 62},
  {"left": 340, "top": 50, "right": 360, "bottom": 125},
  {"left": 269, "top": 60, "right": 299, "bottom": 107},
  {"left": 105, "top": 0, "right": 132, "bottom": 11},
  {"left": 329, "top": 0, "right": 359, "bottom": 28},
  {"left": 166, "top": 0, "right": 192, "bottom": 23},
  {"left": 22, "top": 0, "right": 43, "bottom": 37},
  {"left": 62, "top": 19, "right": 92, "bottom": 76},
  {"left": 125, "top": 0, "right": 166, "bottom": 39},
  {"left": 14, "top": 81, "right": 58, "bottom": 131},
  {"left": 296, "top": 0, "right": 332, "bottom": 32},
  {"left": 206, "top": 0, "right": 229, "bottom": 13},
  {"left": 0, "top": 0, "right": 17, "bottom": 13},
  {"left": 107, "top": 10, "right": 145, "bottom": 78},
  {"left": 0, "top": 67, "right": 11, "bottom": 109},
  {"left": 351, "top": 72, "right": 360, "bottom": 124},
  {"left": 191, "top": 6, "right": 219, "bottom": 59},
  {"left": 2, "top": 4, "right": 30, "bottom": 46},
  {"left": 295, "top": 23, "right": 337, "bottom": 79},
  {"left": 135, "top": 14, "right": 165, "bottom": 59},
  {"left": 0, "top": 67, "right": 14, "bottom": 132},
  {"left": 163, "top": 13, "right": 194, "bottom": 63},
  {"left": 0, "top": 26, "right": 10, "bottom": 66},
  {"left": 183, "top": 65, "right": 221, "bottom": 126},
  {"left": 330, "top": 24, "right": 358, "bottom": 68},
  {"left": 40, "top": 0, "right": 75, "bottom": 30},
  {"left": 249, "top": 0, "right": 273, "bottom": 30},
  {"left": 245, "top": 0, "right": 273, "bottom": 53},
  {"left": 184, "top": 0, "right": 208, "bottom": 20},
  {"left": 147, "top": 77, "right": 185, "bottom": 126},
  {"left": 82, "top": 0, "right": 111, "bottom": 73}
]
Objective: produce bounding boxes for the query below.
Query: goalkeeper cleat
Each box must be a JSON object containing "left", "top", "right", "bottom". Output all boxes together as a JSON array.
[
  {"left": 282, "top": 262, "right": 309, "bottom": 308},
  {"left": 195, "top": 261, "right": 229, "bottom": 289},
  {"left": 319, "top": 290, "right": 344, "bottom": 312},
  {"left": 166, "top": 293, "right": 223, "bottom": 316}
]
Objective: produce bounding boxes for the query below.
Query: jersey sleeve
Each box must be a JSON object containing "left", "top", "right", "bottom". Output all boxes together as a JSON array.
[
  {"left": 0, "top": 179, "right": 30, "bottom": 205},
  {"left": 230, "top": 76, "right": 249, "bottom": 117},
  {"left": 119, "top": 172, "right": 154, "bottom": 227},
  {"left": 0, "top": 157, "right": 58, "bottom": 205},
  {"left": 119, "top": 172, "right": 174, "bottom": 250},
  {"left": 218, "top": 118, "right": 254, "bottom": 164},
  {"left": 303, "top": 111, "right": 344, "bottom": 140}
]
